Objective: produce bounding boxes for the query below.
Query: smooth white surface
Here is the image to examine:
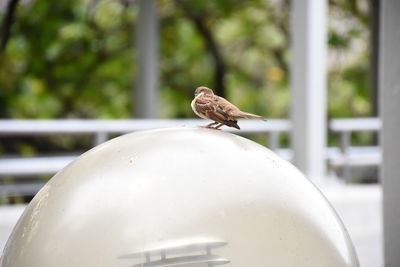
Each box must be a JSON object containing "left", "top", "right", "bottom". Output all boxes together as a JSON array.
[
  {"left": 1, "top": 185, "right": 381, "bottom": 266},
  {"left": 0, "top": 128, "right": 358, "bottom": 266}
]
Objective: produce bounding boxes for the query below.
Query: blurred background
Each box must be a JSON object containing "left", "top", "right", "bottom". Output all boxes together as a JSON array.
[
  {"left": 0, "top": 0, "right": 385, "bottom": 266},
  {"left": 0, "top": 0, "right": 373, "bottom": 120}
]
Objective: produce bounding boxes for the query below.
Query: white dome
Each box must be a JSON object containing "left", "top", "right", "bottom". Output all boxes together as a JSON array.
[{"left": 1, "top": 127, "right": 358, "bottom": 267}]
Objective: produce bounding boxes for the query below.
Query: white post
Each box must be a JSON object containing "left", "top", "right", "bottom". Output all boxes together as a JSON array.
[
  {"left": 134, "top": 0, "right": 158, "bottom": 118},
  {"left": 380, "top": 0, "right": 400, "bottom": 265},
  {"left": 290, "top": 0, "right": 327, "bottom": 183}
]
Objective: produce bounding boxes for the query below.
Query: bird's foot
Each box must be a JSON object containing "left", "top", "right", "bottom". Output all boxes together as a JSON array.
[
  {"left": 199, "top": 125, "right": 221, "bottom": 130},
  {"left": 199, "top": 124, "right": 223, "bottom": 130},
  {"left": 199, "top": 122, "right": 219, "bottom": 129}
]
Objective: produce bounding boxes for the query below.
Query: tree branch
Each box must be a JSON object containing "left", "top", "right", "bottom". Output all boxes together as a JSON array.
[
  {"left": 177, "top": 1, "right": 227, "bottom": 97},
  {"left": 0, "top": 0, "right": 20, "bottom": 52}
]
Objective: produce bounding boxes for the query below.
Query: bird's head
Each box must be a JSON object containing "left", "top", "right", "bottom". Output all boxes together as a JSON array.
[{"left": 195, "top": 86, "right": 214, "bottom": 97}]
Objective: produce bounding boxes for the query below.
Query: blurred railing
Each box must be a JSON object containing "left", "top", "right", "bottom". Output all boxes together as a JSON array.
[
  {"left": 329, "top": 117, "right": 381, "bottom": 181},
  {"left": 0, "top": 118, "right": 380, "bottom": 197},
  {"left": 0, "top": 118, "right": 290, "bottom": 146}
]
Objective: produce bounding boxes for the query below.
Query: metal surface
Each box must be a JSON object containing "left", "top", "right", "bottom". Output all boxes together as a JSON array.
[
  {"left": 1, "top": 127, "right": 358, "bottom": 266},
  {"left": 135, "top": 0, "right": 158, "bottom": 118},
  {"left": 379, "top": 0, "right": 400, "bottom": 265},
  {"left": 290, "top": 0, "right": 327, "bottom": 183}
]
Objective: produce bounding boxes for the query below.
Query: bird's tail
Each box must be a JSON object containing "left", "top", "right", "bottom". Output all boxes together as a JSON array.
[{"left": 239, "top": 112, "right": 267, "bottom": 121}]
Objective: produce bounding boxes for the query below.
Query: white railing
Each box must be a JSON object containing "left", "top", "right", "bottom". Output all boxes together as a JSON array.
[
  {"left": 0, "top": 118, "right": 380, "bottom": 196},
  {"left": 329, "top": 117, "right": 381, "bottom": 180},
  {"left": 0, "top": 118, "right": 290, "bottom": 146}
]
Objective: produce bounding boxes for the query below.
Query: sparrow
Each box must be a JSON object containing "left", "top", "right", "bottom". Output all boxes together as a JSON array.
[{"left": 191, "top": 86, "right": 264, "bottom": 130}]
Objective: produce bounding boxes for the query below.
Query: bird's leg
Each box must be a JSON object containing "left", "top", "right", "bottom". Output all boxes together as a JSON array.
[
  {"left": 201, "top": 122, "right": 218, "bottom": 128},
  {"left": 214, "top": 123, "right": 224, "bottom": 130}
]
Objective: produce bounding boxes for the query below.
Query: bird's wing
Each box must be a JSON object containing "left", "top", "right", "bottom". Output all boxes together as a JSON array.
[
  {"left": 195, "top": 96, "right": 228, "bottom": 123},
  {"left": 195, "top": 96, "right": 240, "bottom": 129},
  {"left": 216, "top": 96, "right": 264, "bottom": 120},
  {"left": 213, "top": 96, "right": 242, "bottom": 119}
]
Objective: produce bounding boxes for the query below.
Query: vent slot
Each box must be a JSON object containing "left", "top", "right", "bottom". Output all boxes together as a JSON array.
[{"left": 120, "top": 239, "right": 230, "bottom": 266}]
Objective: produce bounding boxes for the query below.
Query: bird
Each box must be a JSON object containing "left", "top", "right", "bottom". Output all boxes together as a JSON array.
[{"left": 191, "top": 86, "right": 265, "bottom": 130}]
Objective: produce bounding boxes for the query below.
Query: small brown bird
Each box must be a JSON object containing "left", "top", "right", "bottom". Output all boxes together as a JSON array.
[{"left": 191, "top": 86, "right": 264, "bottom": 130}]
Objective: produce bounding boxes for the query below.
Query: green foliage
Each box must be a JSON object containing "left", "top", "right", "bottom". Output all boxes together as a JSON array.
[
  {"left": 0, "top": 0, "right": 135, "bottom": 119},
  {"left": 159, "top": 0, "right": 290, "bottom": 118},
  {"left": 0, "top": 0, "right": 372, "bottom": 120},
  {"left": 328, "top": 0, "right": 371, "bottom": 118},
  {"left": 0, "top": 0, "right": 373, "bottom": 155}
]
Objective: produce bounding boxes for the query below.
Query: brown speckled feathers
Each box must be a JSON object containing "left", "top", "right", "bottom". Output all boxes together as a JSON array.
[{"left": 191, "top": 86, "right": 263, "bottom": 130}]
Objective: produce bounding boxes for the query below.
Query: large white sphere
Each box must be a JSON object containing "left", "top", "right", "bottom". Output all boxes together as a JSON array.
[{"left": 0, "top": 127, "right": 358, "bottom": 267}]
